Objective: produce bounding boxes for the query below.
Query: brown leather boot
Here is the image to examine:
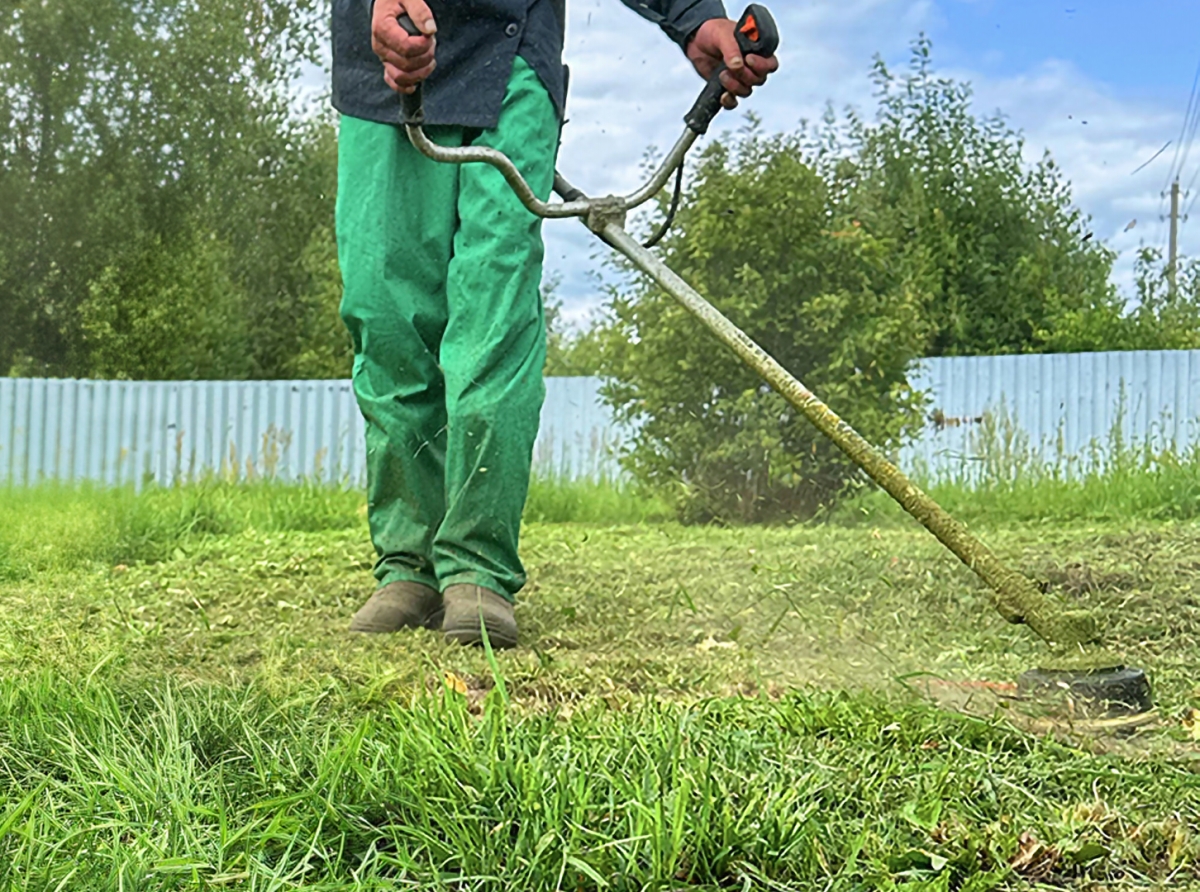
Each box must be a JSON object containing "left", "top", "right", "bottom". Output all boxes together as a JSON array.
[
  {"left": 441, "top": 584, "right": 518, "bottom": 649},
  {"left": 349, "top": 581, "right": 443, "bottom": 633}
]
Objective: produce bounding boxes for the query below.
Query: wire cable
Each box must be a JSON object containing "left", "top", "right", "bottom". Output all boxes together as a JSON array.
[
  {"left": 1132, "top": 140, "right": 1172, "bottom": 176},
  {"left": 1164, "top": 55, "right": 1200, "bottom": 199},
  {"left": 642, "top": 164, "right": 684, "bottom": 249}
]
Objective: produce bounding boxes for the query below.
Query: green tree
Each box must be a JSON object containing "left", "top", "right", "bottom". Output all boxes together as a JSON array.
[
  {"left": 1040, "top": 248, "right": 1200, "bottom": 352},
  {"left": 598, "top": 126, "right": 935, "bottom": 522},
  {"left": 819, "top": 38, "right": 1118, "bottom": 357},
  {"left": 286, "top": 217, "right": 354, "bottom": 380},
  {"left": 0, "top": 0, "right": 333, "bottom": 379},
  {"left": 78, "top": 227, "right": 251, "bottom": 380}
]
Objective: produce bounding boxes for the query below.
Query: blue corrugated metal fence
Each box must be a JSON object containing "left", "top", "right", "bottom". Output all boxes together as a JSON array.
[
  {"left": 4, "top": 350, "right": 1200, "bottom": 488},
  {"left": 0, "top": 376, "right": 629, "bottom": 488},
  {"left": 900, "top": 351, "right": 1200, "bottom": 481}
]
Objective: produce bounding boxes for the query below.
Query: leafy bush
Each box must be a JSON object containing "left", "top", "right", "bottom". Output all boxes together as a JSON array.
[
  {"left": 599, "top": 126, "right": 933, "bottom": 522},
  {"left": 826, "top": 40, "right": 1116, "bottom": 358}
]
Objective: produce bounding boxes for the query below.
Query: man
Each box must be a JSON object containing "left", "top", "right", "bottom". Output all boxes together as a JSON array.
[{"left": 333, "top": 0, "right": 778, "bottom": 648}]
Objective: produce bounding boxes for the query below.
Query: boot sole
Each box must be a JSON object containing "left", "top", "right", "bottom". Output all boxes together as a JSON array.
[
  {"left": 349, "top": 608, "right": 444, "bottom": 634},
  {"left": 443, "top": 621, "right": 518, "bottom": 650}
]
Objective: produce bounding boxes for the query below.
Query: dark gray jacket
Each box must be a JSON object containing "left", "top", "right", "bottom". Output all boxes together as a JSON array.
[{"left": 332, "top": 0, "right": 727, "bottom": 129}]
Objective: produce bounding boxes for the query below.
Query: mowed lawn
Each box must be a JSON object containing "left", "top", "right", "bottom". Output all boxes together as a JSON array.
[{"left": 0, "top": 483, "right": 1198, "bottom": 890}]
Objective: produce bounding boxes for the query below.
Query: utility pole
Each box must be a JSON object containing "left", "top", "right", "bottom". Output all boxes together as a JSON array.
[{"left": 1169, "top": 178, "right": 1181, "bottom": 298}]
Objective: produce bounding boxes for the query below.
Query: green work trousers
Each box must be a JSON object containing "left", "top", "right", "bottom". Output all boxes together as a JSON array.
[{"left": 337, "top": 58, "right": 558, "bottom": 602}]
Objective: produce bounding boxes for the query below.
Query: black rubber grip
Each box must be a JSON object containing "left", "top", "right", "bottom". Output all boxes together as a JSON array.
[
  {"left": 397, "top": 14, "right": 425, "bottom": 126},
  {"left": 684, "top": 74, "right": 727, "bottom": 136},
  {"left": 684, "top": 4, "right": 779, "bottom": 135}
]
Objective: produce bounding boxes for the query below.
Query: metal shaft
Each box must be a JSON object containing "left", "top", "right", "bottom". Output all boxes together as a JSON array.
[{"left": 598, "top": 221, "right": 1099, "bottom": 650}]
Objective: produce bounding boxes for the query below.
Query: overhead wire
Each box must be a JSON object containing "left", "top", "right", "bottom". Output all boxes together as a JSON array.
[
  {"left": 1176, "top": 89, "right": 1200, "bottom": 200},
  {"left": 1184, "top": 161, "right": 1200, "bottom": 221},
  {"left": 1177, "top": 60, "right": 1200, "bottom": 248},
  {"left": 1159, "top": 55, "right": 1200, "bottom": 252},
  {"left": 1164, "top": 56, "right": 1200, "bottom": 190},
  {"left": 1131, "top": 140, "right": 1171, "bottom": 176}
]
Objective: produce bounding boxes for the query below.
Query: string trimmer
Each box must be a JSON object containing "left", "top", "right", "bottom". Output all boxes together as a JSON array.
[{"left": 395, "top": 7, "right": 1152, "bottom": 720}]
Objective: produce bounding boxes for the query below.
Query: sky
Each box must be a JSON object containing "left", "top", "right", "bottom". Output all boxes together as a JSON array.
[{"left": 308, "top": 1, "right": 1200, "bottom": 328}]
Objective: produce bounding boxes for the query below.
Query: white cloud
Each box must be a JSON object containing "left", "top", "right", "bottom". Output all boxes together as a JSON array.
[
  {"left": 960, "top": 58, "right": 1197, "bottom": 296},
  {"left": 549, "top": 0, "right": 1199, "bottom": 322},
  {"left": 549, "top": 0, "right": 935, "bottom": 323}
]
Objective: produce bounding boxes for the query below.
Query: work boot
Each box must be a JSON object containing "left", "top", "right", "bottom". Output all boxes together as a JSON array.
[
  {"left": 349, "top": 581, "right": 443, "bottom": 633},
  {"left": 441, "top": 584, "right": 518, "bottom": 649}
]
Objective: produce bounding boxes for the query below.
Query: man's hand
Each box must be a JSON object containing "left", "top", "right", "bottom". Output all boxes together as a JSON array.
[
  {"left": 371, "top": 0, "right": 438, "bottom": 95},
  {"left": 686, "top": 18, "right": 779, "bottom": 110}
]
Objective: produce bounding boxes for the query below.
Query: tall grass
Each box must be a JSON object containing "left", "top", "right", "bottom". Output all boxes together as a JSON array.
[
  {"left": 0, "top": 481, "right": 365, "bottom": 580},
  {"left": 840, "top": 401, "right": 1200, "bottom": 526},
  {"left": 524, "top": 474, "right": 668, "bottom": 524},
  {"left": 7, "top": 399, "right": 1200, "bottom": 581},
  {"left": 0, "top": 673, "right": 1195, "bottom": 890}
]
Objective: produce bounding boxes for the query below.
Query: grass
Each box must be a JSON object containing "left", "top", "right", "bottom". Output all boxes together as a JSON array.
[
  {"left": 842, "top": 402, "right": 1200, "bottom": 527},
  {"left": 2, "top": 678, "right": 1197, "bottom": 890},
  {"left": 0, "top": 476, "right": 665, "bottom": 581},
  {"left": 2, "top": 475, "right": 1200, "bottom": 888},
  {"left": 524, "top": 475, "right": 669, "bottom": 525}
]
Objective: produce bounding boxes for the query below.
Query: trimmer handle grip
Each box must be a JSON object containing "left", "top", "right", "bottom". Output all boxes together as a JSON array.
[
  {"left": 397, "top": 13, "right": 426, "bottom": 126},
  {"left": 684, "top": 4, "right": 779, "bottom": 135},
  {"left": 732, "top": 4, "right": 779, "bottom": 59}
]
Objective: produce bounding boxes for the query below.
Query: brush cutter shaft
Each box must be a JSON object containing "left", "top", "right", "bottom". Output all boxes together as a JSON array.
[
  {"left": 396, "top": 5, "right": 1103, "bottom": 653},
  {"left": 595, "top": 220, "right": 1099, "bottom": 650}
]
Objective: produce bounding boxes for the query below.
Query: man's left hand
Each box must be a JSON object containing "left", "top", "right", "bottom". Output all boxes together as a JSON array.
[{"left": 686, "top": 18, "right": 779, "bottom": 110}]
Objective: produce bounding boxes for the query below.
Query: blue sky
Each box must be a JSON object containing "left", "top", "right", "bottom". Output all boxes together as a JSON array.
[
  {"left": 533, "top": 0, "right": 1200, "bottom": 326},
  {"left": 931, "top": 0, "right": 1200, "bottom": 103}
]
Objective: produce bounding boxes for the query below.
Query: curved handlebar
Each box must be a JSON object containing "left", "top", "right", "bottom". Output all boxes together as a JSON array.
[{"left": 395, "top": 5, "right": 777, "bottom": 221}]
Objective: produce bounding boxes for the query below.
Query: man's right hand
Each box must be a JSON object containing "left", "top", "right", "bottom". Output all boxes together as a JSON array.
[{"left": 371, "top": 0, "right": 438, "bottom": 95}]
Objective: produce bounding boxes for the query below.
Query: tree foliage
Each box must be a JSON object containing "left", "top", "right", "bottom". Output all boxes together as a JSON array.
[
  {"left": 1040, "top": 248, "right": 1200, "bottom": 352},
  {"left": 543, "top": 277, "right": 605, "bottom": 377},
  {"left": 598, "top": 126, "right": 934, "bottom": 522},
  {"left": 819, "top": 39, "right": 1118, "bottom": 357},
  {"left": 0, "top": 0, "right": 344, "bottom": 379}
]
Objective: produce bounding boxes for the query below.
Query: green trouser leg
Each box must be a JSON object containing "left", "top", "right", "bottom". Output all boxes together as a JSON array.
[{"left": 337, "top": 58, "right": 558, "bottom": 602}]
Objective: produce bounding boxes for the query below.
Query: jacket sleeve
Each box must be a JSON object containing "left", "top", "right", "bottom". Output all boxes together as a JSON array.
[{"left": 618, "top": 0, "right": 728, "bottom": 49}]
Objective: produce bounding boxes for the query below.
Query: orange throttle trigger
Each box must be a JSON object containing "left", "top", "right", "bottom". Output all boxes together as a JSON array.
[
  {"left": 684, "top": 4, "right": 780, "bottom": 135},
  {"left": 740, "top": 14, "right": 759, "bottom": 43},
  {"left": 734, "top": 5, "right": 779, "bottom": 59}
]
